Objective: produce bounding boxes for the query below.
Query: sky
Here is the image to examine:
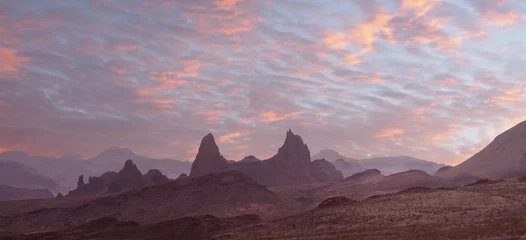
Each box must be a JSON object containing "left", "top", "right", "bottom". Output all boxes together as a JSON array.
[{"left": 0, "top": 0, "right": 525, "bottom": 165}]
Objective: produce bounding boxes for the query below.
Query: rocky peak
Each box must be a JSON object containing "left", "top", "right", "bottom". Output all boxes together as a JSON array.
[
  {"left": 190, "top": 133, "right": 229, "bottom": 178},
  {"left": 77, "top": 175, "right": 85, "bottom": 187},
  {"left": 273, "top": 129, "right": 311, "bottom": 163},
  {"left": 120, "top": 159, "right": 142, "bottom": 177}
]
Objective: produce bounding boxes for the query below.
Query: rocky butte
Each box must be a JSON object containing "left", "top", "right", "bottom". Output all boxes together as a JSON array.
[{"left": 190, "top": 129, "right": 343, "bottom": 186}]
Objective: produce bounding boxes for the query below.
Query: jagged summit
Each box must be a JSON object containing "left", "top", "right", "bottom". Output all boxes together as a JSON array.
[
  {"left": 271, "top": 129, "right": 311, "bottom": 163},
  {"left": 121, "top": 159, "right": 141, "bottom": 175},
  {"left": 189, "top": 133, "right": 229, "bottom": 178}
]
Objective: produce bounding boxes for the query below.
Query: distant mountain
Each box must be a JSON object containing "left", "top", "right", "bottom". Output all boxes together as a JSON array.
[
  {"left": 312, "top": 149, "right": 445, "bottom": 177},
  {"left": 191, "top": 130, "right": 343, "bottom": 186},
  {"left": 68, "top": 159, "right": 169, "bottom": 196},
  {"left": 312, "top": 149, "right": 348, "bottom": 162},
  {"left": 87, "top": 147, "right": 191, "bottom": 179},
  {"left": 0, "top": 185, "right": 53, "bottom": 201},
  {"left": 0, "top": 148, "right": 191, "bottom": 193},
  {"left": 360, "top": 156, "right": 446, "bottom": 176},
  {"left": 436, "top": 121, "right": 526, "bottom": 181},
  {"left": 0, "top": 161, "right": 58, "bottom": 191},
  {"left": 2, "top": 170, "right": 303, "bottom": 233}
]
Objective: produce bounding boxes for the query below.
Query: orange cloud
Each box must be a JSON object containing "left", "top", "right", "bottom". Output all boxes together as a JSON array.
[
  {"left": 195, "top": 109, "right": 225, "bottom": 122},
  {"left": 259, "top": 110, "right": 300, "bottom": 123},
  {"left": 399, "top": 0, "right": 437, "bottom": 22},
  {"left": 324, "top": 33, "right": 348, "bottom": 49},
  {"left": 350, "top": 12, "right": 394, "bottom": 52},
  {"left": 217, "top": 131, "right": 244, "bottom": 143},
  {"left": 481, "top": 10, "right": 519, "bottom": 26},
  {"left": 113, "top": 44, "right": 138, "bottom": 52},
  {"left": 484, "top": 87, "right": 525, "bottom": 106},
  {"left": 345, "top": 53, "right": 362, "bottom": 65},
  {"left": 412, "top": 102, "right": 437, "bottom": 121},
  {"left": 376, "top": 128, "right": 405, "bottom": 141},
  {"left": 442, "top": 77, "right": 460, "bottom": 87},
  {"left": 215, "top": 0, "right": 244, "bottom": 10},
  {"left": 0, "top": 47, "right": 30, "bottom": 73}
]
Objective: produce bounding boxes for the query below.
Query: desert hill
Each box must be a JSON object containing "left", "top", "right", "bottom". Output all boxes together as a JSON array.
[
  {"left": 436, "top": 121, "right": 526, "bottom": 181},
  {"left": 220, "top": 178, "right": 526, "bottom": 239},
  {"left": 271, "top": 169, "right": 456, "bottom": 203}
]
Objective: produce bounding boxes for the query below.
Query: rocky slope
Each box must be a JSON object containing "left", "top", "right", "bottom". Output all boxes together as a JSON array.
[{"left": 436, "top": 121, "right": 526, "bottom": 181}]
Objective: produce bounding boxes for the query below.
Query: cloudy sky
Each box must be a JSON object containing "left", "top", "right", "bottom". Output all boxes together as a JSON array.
[{"left": 1, "top": 0, "right": 525, "bottom": 165}]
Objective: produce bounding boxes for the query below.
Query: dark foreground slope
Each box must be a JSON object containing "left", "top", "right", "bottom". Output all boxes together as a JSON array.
[
  {"left": 2, "top": 215, "right": 260, "bottom": 240},
  {"left": 0, "top": 171, "right": 302, "bottom": 233}
]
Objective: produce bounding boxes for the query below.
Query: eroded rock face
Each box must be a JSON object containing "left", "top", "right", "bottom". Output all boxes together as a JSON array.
[
  {"left": 270, "top": 129, "right": 311, "bottom": 164},
  {"left": 189, "top": 133, "right": 229, "bottom": 178}
]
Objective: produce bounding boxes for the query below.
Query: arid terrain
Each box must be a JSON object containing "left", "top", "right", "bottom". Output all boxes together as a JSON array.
[{"left": 1, "top": 124, "right": 526, "bottom": 240}]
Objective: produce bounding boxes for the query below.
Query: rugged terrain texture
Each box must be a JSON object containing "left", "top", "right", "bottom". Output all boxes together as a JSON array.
[{"left": 0, "top": 171, "right": 303, "bottom": 233}]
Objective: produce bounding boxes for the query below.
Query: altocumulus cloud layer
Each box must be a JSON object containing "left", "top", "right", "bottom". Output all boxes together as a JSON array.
[{"left": 0, "top": 0, "right": 525, "bottom": 164}]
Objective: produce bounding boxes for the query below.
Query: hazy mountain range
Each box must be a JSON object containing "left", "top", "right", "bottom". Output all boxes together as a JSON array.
[
  {"left": 312, "top": 149, "right": 447, "bottom": 177},
  {"left": 0, "top": 148, "right": 191, "bottom": 194}
]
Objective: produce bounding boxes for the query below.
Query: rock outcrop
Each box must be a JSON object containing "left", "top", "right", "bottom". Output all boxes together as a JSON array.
[
  {"left": 189, "top": 134, "right": 229, "bottom": 178},
  {"left": 68, "top": 160, "right": 169, "bottom": 196},
  {"left": 191, "top": 130, "right": 343, "bottom": 186}
]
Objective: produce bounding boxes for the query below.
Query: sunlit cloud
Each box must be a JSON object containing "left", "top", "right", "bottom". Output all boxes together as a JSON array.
[
  {"left": 0, "top": 47, "right": 30, "bottom": 73},
  {"left": 324, "top": 32, "right": 348, "bottom": 49},
  {"left": 376, "top": 128, "right": 405, "bottom": 141},
  {"left": 0, "top": 0, "right": 525, "bottom": 165},
  {"left": 351, "top": 12, "right": 394, "bottom": 52}
]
